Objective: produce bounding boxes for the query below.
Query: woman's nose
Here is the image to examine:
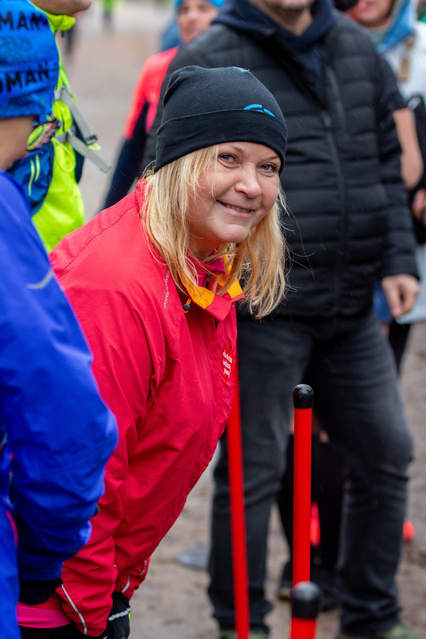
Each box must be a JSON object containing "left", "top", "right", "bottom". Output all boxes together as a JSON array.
[{"left": 235, "top": 166, "right": 262, "bottom": 198}]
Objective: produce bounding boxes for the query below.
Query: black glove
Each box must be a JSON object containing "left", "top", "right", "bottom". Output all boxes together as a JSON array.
[
  {"left": 68, "top": 591, "right": 130, "bottom": 639},
  {"left": 107, "top": 592, "right": 131, "bottom": 639},
  {"left": 19, "top": 577, "right": 62, "bottom": 605}
]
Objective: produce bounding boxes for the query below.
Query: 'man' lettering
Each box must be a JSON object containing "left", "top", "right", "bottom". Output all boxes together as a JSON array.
[
  {"left": 25, "top": 70, "right": 37, "bottom": 87},
  {"left": 17, "top": 12, "right": 28, "bottom": 29},
  {"left": 30, "top": 13, "right": 45, "bottom": 29},
  {"left": 0, "top": 11, "right": 13, "bottom": 28},
  {"left": 0, "top": 10, "right": 46, "bottom": 29},
  {"left": 37, "top": 64, "right": 49, "bottom": 81},
  {"left": 6, "top": 72, "right": 22, "bottom": 92}
]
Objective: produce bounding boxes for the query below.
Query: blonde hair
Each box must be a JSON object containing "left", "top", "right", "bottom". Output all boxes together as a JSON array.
[{"left": 141, "top": 146, "right": 287, "bottom": 319}]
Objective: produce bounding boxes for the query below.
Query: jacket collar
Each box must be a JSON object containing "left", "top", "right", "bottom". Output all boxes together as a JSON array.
[
  {"left": 184, "top": 256, "right": 244, "bottom": 322},
  {"left": 214, "top": 0, "right": 335, "bottom": 50}
]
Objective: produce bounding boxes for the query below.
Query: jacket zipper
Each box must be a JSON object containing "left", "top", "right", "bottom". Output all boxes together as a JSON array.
[{"left": 320, "top": 67, "right": 348, "bottom": 315}]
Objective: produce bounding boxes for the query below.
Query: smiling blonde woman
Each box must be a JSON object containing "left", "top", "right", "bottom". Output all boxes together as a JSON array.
[{"left": 20, "top": 65, "right": 288, "bottom": 639}]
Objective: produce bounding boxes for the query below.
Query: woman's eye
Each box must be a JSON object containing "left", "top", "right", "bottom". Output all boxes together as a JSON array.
[
  {"left": 260, "top": 163, "right": 279, "bottom": 173},
  {"left": 219, "top": 154, "right": 236, "bottom": 163}
]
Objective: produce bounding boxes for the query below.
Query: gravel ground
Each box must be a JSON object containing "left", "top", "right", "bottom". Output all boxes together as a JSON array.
[{"left": 60, "top": 6, "right": 426, "bottom": 636}]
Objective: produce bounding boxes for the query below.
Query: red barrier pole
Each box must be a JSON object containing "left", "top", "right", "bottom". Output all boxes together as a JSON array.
[
  {"left": 227, "top": 357, "right": 250, "bottom": 639},
  {"left": 290, "top": 385, "right": 318, "bottom": 639},
  {"left": 290, "top": 582, "right": 320, "bottom": 639},
  {"left": 292, "top": 384, "right": 314, "bottom": 586}
]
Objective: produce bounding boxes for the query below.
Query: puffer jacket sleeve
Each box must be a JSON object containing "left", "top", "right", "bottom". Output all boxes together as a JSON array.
[
  {"left": 374, "top": 54, "right": 418, "bottom": 279},
  {"left": 0, "top": 173, "right": 117, "bottom": 583},
  {"left": 51, "top": 261, "right": 155, "bottom": 636}
]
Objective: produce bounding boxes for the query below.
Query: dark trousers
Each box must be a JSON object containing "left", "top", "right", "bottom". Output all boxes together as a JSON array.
[{"left": 208, "top": 311, "right": 413, "bottom": 636}]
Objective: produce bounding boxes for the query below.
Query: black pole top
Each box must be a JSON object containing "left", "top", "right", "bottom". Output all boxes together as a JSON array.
[
  {"left": 291, "top": 581, "right": 321, "bottom": 619},
  {"left": 293, "top": 384, "right": 314, "bottom": 409}
]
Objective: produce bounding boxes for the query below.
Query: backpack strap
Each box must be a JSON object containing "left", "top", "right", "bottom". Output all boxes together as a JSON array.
[
  {"left": 397, "top": 33, "right": 415, "bottom": 83},
  {"left": 57, "top": 129, "right": 111, "bottom": 173},
  {"left": 55, "top": 84, "right": 111, "bottom": 173}
]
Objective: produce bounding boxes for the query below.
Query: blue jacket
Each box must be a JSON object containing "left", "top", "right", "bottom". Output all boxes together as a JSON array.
[{"left": 0, "top": 171, "right": 117, "bottom": 639}]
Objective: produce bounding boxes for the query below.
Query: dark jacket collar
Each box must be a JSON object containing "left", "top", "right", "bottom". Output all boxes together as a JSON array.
[{"left": 214, "top": 0, "right": 336, "bottom": 52}]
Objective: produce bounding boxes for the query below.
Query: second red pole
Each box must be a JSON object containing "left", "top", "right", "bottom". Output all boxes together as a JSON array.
[
  {"left": 227, "top": 357, "right": 250, "bottom": 639},
  {"left": 292, "top": 384, "right": 314, "bottom": 586}
]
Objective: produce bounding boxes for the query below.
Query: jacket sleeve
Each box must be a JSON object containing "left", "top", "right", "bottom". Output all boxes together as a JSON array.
[
  {"left": 0, "top": 174, "right": 117, "bottom": 583},
  {"left": 103, "top": 61, "right": 154, "bottom": 210},
  {"left": 102, "top": 102, "right": 149, "bottom": 210},
  {"left": 52, "top": 269, "right": 155, "bottom": 636},
  {"left": 374, "top": 54, "right": 418, "bottom": 279}
]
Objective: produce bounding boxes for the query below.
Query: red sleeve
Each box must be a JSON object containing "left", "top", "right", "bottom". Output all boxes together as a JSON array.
[
  {"left": 123, "top": 62, "right": 150, "bottom": 140},
  {"left": 123, "top": 47, "right": 179, "bottom": 139}
]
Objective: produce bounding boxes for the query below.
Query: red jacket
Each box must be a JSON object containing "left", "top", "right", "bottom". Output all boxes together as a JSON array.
[
  {"left": 124, "top": 46, "right": 178, "bottom": 139},
  {"left": 50, "top": 180, "right": 243, "bottom": 635}
]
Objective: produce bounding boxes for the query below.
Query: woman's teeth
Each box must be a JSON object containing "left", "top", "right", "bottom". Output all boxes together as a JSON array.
[{"left": 219, "top": 201, "right": 251, "bottom": 212}]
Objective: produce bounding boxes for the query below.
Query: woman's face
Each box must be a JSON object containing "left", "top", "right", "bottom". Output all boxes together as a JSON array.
[
  {"left": 351, "top": 0, "right": 394, "bottom": 28},
  {"left": 187, "top": 141, "right": 281, "bottom": 259},
  {"left": 177, "top": 0, "right": 219, "bottom": 45}
]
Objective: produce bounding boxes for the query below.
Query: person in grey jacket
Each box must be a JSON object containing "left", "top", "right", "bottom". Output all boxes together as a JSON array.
[{"left": 144, "top": 1, "right": 420, "bottom": 638}]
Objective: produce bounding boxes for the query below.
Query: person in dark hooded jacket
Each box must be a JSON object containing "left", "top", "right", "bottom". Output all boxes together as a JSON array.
[{"left": 144, "top": 1, "right": 421, "bottom": 639}]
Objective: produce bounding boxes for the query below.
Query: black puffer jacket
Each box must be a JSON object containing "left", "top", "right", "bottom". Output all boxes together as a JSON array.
[{"left": 145, "top": 0, "right": 418, "bottom": 319}]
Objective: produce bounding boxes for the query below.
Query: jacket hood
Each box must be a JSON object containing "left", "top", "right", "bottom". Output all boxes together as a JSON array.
[
  {"left": 214, "top": 0, "right": 336, "bottom": 50},
  {"left": 368, "top": 0, "right": 416, "bottom": 53}
]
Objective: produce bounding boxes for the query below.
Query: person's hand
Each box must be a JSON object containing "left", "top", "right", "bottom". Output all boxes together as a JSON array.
[
  {"left": 19, "top": 577, "right": 62, "bottom": 605},
  {"left": 381, "top": 274, "right": 419, "bottom": 318},
  {"left": 411, "top": 188, "right": 426, "bottom": 225},
  {"left": 106, "top": 592, "right": 131, "bottom": 639},
  {"left": 71, "top": 592, "right": 130, "bottom": 638}
]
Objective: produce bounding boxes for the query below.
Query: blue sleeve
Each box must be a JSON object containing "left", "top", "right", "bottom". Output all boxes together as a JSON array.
[{"left": 0, "top": 172, "right": 117, "bottom": 582}]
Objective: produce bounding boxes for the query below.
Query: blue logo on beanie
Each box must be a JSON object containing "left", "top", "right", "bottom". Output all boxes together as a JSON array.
[{"left": 244, "top": 104, "right": 276, "bottom": 118}]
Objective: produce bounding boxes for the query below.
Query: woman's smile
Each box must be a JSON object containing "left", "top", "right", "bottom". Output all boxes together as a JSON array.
[{"left": 216, "top": 199, "right": 256, "bottom": 214}]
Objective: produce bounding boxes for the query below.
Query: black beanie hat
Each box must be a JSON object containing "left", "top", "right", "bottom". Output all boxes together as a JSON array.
[{"left": 154, "top": 65, "right": 288, "bottom": 174}]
